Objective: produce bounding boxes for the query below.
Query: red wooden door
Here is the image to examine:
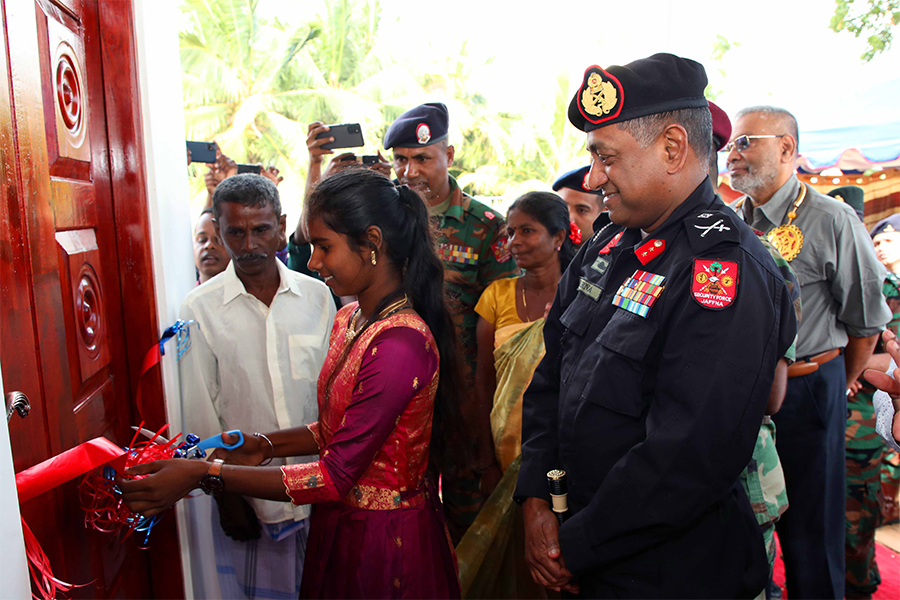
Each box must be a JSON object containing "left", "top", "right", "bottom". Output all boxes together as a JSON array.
[{"left": 0, "top": 0, "right": 182, "bottom": 596}]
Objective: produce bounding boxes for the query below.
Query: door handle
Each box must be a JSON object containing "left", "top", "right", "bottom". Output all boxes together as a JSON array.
[{"left": 5, "top": 391, "right": 30, "bottom": 423}]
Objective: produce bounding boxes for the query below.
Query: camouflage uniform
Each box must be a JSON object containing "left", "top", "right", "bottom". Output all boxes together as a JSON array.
[
  {"left": 845, "top": 273, "right": 900, "bottom": 597},
  {"left": 881, "top": 273, "right": 900, "bottom": 521},
  {"left": 737, "top": 234, "right": 798, "bottom": 586},
  {"left": 435, "top": 176, "right": 518, "bottom": 543}
]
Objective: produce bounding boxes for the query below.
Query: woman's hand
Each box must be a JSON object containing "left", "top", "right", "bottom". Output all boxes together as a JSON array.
[
  {"left": 117, "top": 459, "right": 209, "bottom": 517},
  {"left": 209, "top": 431, "right": 266, "bottom": 466},
  {"left": 865, "top": 329, "right": 900, "bottom": 442}
]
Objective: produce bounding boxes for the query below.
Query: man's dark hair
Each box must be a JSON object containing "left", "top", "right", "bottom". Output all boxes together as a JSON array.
[
  {"left": 617, "top": 107, "right": 713, "bottom": 163},
  {"left": 212, "top": 174, "right": 281, "bottom": 220},
  {"left": 735, "top": 105, "right": 800, "bottom": 155}
]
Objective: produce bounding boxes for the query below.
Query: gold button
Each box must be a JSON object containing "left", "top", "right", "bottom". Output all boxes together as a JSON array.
[{"left": 654, "top": 240, "right": 662, "bottom": 247}]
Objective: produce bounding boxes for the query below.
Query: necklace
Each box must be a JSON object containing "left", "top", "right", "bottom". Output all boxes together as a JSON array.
[
  {"left": 346, "top": 294, "right": 410, "bottom": 341},
  {"left": 521, "top": 279, "right": 529, "bottom": 322},
  {"left": 765, "top": 183, "right": 807, "bottom": 262}
]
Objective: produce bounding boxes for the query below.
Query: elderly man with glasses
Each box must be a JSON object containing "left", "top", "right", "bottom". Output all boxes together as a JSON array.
[{"left": 727, "top": 105, "right": 890, "bottom": 600}]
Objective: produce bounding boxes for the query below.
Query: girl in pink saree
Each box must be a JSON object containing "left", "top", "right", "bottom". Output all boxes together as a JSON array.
[{"left": 121, "top": 169, "right": 466, "bottom": 598}]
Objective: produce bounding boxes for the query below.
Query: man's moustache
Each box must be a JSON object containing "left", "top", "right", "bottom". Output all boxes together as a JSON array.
[{"left": 234, "top": 252, "right": 268, "bottom": 261}]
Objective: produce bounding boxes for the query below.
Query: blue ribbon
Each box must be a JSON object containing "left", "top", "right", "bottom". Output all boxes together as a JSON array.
[{"left": 158, "top": 319, "right": 195, "bottom": 361}]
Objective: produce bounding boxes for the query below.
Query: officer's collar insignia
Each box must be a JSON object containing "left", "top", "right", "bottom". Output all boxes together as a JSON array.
[
  {"left": 578, "top": 65, "right": 624, "bottom": 126},
  {"left": 416, "top": 123, "right": 431, "bottom": 144},
  {"left": 612, "top": 270, "right": 665, "bottom": 318},
  {"left": 581, "top": 172, "right": 592, "bottom": 191},
  {"left": 598, "top": 230, "right": 624, "bottom": 255},
  {"left": 691, "top": 258, "right": 739, "bottom": 310},
  {"left": 635, "top": 239, "right": 665, "bottom": 266}
]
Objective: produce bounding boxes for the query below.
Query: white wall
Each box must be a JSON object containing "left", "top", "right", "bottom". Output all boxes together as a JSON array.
[
  {"left": 0, "top": 351, "right": 31, "bottom": 597},
  {"left": 132, "top": 2, "right": 219, "bottom": 597}
]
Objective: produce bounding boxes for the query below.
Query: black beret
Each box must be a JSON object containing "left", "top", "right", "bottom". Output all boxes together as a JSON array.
[
  {"left": 384, "top": 102, "right": 449, "bottom": 149},
  {"left": 568, "top": 53, "right": 709, "bottom": 133},
  {"left": 871, "top": 213, "right": 900, "bottom": 238},
  {"left": 552, "top": 166, "right": 602, "bottom": 195},
  {"left": 827, "top": 186, "right": 865, "bottom": 222}
]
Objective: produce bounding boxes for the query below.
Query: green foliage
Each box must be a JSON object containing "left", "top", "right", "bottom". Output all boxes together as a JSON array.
[
  {"left": 179, "top": 0, "right": 586, "bottom": 213},
  {"left": 705, "top": 35, "right": 740, "bottom": 102},
  {"left": 830, "top": 0, "right": 900, "bottom": 62}
]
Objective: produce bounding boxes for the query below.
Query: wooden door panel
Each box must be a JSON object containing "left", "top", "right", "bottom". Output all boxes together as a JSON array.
[{"left": 2, "top": 0, "right": 182, "bottom": 595}]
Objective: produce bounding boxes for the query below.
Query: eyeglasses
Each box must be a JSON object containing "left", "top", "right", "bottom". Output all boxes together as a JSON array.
[{"left": 722, "top": 134, "right": 785, "bottom": 153}]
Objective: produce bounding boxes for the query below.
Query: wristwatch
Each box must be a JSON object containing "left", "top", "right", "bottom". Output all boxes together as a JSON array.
[{"left": 200, "top": 458, "right": 225, "bottom": 495}]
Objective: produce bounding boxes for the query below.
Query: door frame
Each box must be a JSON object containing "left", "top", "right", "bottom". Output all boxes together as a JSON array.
[{"left": 1, "top": 0, "right": 198, "bottom": 596}]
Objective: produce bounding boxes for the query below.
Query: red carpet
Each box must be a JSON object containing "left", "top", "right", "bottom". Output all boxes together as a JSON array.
[{"left": 772, "top": 534, "right": 900, "bottom": 599}]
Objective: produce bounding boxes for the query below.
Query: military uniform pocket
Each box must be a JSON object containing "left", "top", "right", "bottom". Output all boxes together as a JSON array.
[{"left": 583, "top": 309, "right": 658, "bottom": 418}]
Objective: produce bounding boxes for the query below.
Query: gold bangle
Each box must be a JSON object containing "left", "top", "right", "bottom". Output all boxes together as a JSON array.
[{"left": 254, "top": 432, "right": 275, "bottom": 466}]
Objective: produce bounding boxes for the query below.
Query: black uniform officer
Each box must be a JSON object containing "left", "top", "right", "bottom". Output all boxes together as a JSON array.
[{"left": 514, "top": 53, "right": 798, "bottom": 598}]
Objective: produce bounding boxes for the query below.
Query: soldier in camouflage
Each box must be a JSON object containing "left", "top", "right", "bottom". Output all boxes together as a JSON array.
[
  {"left": 385, "top": 103, "right": 519, "bottom": 543},
  {"left": 710, "top": 102, "right": 795, "bottom": 596},
  {"left": 844, "top": 214, "right": 900, "bottom": 598}
]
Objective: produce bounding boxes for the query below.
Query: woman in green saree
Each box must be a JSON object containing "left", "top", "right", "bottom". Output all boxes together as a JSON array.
[{"left": 458, "top": 191, "right": 579, "bottom": 598}]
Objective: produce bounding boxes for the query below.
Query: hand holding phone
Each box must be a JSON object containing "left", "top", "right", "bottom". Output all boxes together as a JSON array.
[
  {"left": 237, "top": 163, "right": 262, "bottom": 175},
  {"left": 316, "top": 123, "right": 364, "bottom": 150},
  {"left": 187, "top": 141, "right": 217, "bottom": 164}
]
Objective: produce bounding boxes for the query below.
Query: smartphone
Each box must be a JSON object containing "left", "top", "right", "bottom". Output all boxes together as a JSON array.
[
  {"left": 361, "top": 155, "right": 378, "bottom": 165},
  {"left": 237, "top": 163, "right": 262, "bottom": 175},
  {"left": 186, "top": 141, "right": 217, "bottom": 164},
  {"left": 317, "top": 123, "right": 364, "bottom": 150}
]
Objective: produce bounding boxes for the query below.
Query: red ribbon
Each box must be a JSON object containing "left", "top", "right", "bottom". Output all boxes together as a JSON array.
[
  {"left": 15, "top": 437, "right": 126, "bottom": 503},
  {"left": 15, "top": 437, "right": 124, "bottom": 599}
]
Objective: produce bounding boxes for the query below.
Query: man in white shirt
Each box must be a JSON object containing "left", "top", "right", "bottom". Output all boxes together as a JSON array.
[{"left": 179, "top": 174, "right": 335, "bottom": 599}]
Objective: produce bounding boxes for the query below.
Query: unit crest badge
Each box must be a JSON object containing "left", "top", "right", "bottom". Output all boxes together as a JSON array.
[{"left": 691, "top": 259, "right": 739, "bottom": 310}]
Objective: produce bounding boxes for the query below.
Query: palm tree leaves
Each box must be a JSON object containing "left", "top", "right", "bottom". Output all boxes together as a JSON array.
[{"left": 179, "top": 0, "right": 589, "bottom": 212}]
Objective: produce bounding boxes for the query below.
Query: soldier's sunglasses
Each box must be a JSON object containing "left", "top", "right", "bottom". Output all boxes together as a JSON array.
[{"left": 722, "top": 134, "right": 785, "bottom": 153}]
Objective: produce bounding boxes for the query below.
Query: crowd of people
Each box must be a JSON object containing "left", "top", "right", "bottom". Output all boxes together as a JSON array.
[{"left": 118, "top": 52, "right": 900, "bottom": 600}]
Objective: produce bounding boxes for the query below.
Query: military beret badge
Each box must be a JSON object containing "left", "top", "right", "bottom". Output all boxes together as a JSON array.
[{"left": 578, "top": 66, "right": 624, "bottom": 126}]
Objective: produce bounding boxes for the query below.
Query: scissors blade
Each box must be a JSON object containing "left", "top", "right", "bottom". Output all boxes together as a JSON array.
[{"left": 131, "top": 426, "right": 171, "bottom": 445}]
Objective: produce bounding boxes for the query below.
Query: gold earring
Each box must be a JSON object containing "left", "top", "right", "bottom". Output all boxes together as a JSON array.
[{"left": 371, "top": 250, "right": 377, "bottom": 266}]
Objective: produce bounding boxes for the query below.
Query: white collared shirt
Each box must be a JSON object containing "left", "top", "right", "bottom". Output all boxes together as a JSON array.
[{"left": 179, "top": 260, "right": 336, "bottom": 523}]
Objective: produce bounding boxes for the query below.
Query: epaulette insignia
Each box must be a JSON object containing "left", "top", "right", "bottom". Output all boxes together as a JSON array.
[
  {"left": 685, "top": 210, "right": 740, "bottom": 253},
  {"left": 484, "top": 211, "right": 496, "bottom": 221},
  {"left": 691, "top": 259, "right": 739, "bottom": 310},
  {"left": 577, "top": 65, "right": 624, "bottom": 126}
]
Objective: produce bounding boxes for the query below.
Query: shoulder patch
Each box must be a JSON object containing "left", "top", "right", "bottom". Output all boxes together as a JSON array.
[
  {"left": 685, "top": 210, "right": 741, "bottom": 254},
  {"left": 691, "top": 258, "right": 739, "bottom": 310},
  {"left": 484, "top": 210, "right": 496, "bottom": 221},
  {"left": 491, "top": 237, "right": 512, "bottom": 263}
]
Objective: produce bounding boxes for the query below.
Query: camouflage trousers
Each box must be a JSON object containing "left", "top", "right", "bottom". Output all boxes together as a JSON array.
[
  {"left": 883, "top": 449, "right": 900, "bottom": 512},
  {"left": 846, "top": 391, "right": 884, "bottom": 597}
]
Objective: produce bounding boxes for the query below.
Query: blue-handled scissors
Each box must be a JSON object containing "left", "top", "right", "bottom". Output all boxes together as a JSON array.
[
  {"left": 195, "top": 430, "right": 244, "bottom": 452},
  {"left": 131, "top": 427, "right": 244, "bottom": 454}
]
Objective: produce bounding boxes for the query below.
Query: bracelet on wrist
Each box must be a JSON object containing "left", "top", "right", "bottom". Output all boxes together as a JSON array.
[{"left": 254, "top": 432, "right": 275, "bottom": 466}]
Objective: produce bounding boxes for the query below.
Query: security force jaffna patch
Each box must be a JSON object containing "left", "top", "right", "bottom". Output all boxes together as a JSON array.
[
  {"left": 691, "top": 259, "right": 739, "bottom": 310},
  {"left": 577, "top": 65, "right": 624, "bottom": 126},
  {"left": 612, "top": 270, "right": 665, "bottom": 318}
]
